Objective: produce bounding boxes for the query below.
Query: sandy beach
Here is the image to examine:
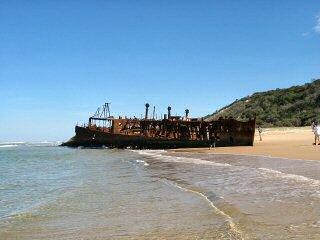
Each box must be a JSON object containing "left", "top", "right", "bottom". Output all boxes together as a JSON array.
[{"left": 173, "top": 127, "right": 320, "bottom": 161}]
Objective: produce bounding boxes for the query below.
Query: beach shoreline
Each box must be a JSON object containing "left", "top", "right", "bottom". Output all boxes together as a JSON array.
[{"left": 171, "top": 127, "right": 320, "bottom": 161}]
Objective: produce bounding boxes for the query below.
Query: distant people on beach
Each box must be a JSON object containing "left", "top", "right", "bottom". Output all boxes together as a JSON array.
[
  {"left": 258, "top": 126, "right": 263, "bottom": 141},
  {"left": 313, "top": 123, "right": 320, "bottom": 145},
  {"left": 312, "top": 120, "right": 316, "bottom": 131}
]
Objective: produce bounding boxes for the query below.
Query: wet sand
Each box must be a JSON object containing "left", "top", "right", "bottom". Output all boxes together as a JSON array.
[{"left": 173, "top": 127, "right": 320, "bottom": 161}]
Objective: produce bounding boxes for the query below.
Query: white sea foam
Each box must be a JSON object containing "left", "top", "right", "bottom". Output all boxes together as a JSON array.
[
  {"left": 0, "top": 144, "right": 19, "bottom": 148},
  {"left": 0, "top": 141, "right": 60, "bottom": 148},
  {"left": 30, "top": 141, "right": 61, "bottom": 146},
  {"left": 161, "top": 179, "right": 245, "bottom": 239},
  {"left": 174, "top": 156, "right": 231, "bottom": 167},
  {"left": 137, "top": 151, "right": 320, "bottom": 189},
  {"left": 0, "top": 141, "right": 25, "bottom": 145},
  {"left": 258, "top": 168, "right": 320, "bottom": 187},
  {"left": 135, "top": 150, "right": 231, "bottom": 167},
  {"left": 133, "top": 150, "right": 166, "bottom": 155},
  {"left": 135, "top": 159, "right": 149, "bottom": 166}
]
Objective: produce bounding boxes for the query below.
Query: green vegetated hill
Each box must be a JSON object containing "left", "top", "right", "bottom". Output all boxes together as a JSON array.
[{"left": 205, "top": 79, "right": 320, "bottom": 127}]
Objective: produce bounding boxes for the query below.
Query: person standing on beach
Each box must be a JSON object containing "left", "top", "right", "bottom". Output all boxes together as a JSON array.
[
  {"left": 258, "top": 126, "right": 263, "bottom": 141},
  {"left": 313, "top": 123, "right": 320, "bottom": 145}
]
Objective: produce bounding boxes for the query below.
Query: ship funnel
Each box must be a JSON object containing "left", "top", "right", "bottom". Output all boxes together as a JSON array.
[
  {"left": 167, "top": 106, "right": 172, "bottom": 119},
  {"left": 185, "top": 109, "right": 189, "bottom": 119},
  {"left": 152, "top": 106, "right": 156, "bottom": 120},
  {"left": 145, "top": 103, "right": 150, "bottom": 119}
]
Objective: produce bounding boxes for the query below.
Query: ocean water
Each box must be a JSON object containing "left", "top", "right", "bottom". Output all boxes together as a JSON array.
[{"left": 1, "top": 143, "right": 320, "bottom": 239}]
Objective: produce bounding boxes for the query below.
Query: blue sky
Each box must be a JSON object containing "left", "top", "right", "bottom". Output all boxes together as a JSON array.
[{"left": 1, "top": 0, "right": 320, "bottom": 142}]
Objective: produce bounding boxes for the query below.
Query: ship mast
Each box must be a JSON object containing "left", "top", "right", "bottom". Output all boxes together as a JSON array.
[{"left": 89, "top": 102, "right": 112, "bottom": 128}]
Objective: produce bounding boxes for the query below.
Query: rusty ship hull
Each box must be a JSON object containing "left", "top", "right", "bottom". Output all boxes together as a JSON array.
[
  {"left": 61, "top": 103, "right": 256, "bottom": 149},
  {"left": 62, "top": 120, "right": 256, "bottom": 149}
]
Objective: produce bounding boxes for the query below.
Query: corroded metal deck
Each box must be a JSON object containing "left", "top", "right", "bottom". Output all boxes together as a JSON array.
[{"left": 61, "top": 103, "right": 255, "bottom": 149}]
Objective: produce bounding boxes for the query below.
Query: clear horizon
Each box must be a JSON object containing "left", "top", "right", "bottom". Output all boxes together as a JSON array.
[{"left": 1, "top": 1, "right": 320, "bottom": 142}]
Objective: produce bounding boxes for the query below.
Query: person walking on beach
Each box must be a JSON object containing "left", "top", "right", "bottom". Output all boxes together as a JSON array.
[
  {"left": 258, "top": 126, "right": 263, "bottom": 141},
  {"left": 312, "top": 120, "right": 316, "bottom": 131},
  {"left": 313, "top": 123, "right": 320, "bottom": 145}
]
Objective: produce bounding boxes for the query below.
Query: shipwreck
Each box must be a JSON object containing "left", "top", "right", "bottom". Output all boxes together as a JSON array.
[{"left": 61, "top": 102, "right": 256, "bottom": 149}]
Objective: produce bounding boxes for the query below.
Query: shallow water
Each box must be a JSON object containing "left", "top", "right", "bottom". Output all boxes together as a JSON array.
[{"left": 0, "top": 145, "right": 320, "bottom": 239}]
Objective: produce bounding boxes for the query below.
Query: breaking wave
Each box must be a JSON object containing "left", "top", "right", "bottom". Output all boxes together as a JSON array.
[
  {"left": 135, "top": 151, "right": 320, "bottom": 188},
  {"left": 0, "top": 144, "right": 19, "bottom": 148},
  {"left": 0, "top": 141, "right": 61, "bottom": 148},
  {"left": 258, "top": 168, "right": 320, "bottom": 187},
  {"left": 135, "top": 159, "right": 149, "bottom": 166},
  {"left": 135, "top": 150, "right": 231, "bottom": 167}
]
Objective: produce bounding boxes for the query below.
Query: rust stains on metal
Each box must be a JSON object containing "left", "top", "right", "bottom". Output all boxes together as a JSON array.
[{"left": 61, "top": 102, "right": 256, "bottom": 149}]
